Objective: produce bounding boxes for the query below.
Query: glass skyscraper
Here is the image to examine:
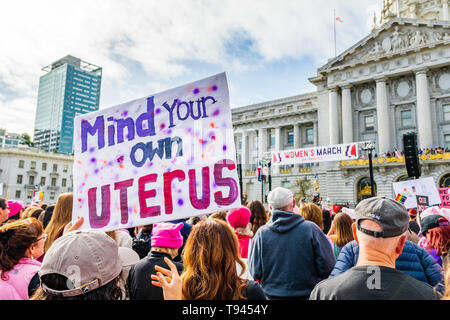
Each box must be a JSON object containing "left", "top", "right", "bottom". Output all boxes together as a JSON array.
[{"left": 34, "top": 55, "right": 102, "bottom": 154}]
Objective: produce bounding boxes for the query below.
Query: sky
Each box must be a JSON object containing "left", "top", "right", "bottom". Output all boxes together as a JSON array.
[{"left": 0, "top": 0, "right": 384, "bottom": 138}]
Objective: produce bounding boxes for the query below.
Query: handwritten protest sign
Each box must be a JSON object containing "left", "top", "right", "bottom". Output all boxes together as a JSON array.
[
  {"left": 439, "top": 188, "right": 450, "bottom": 209},
  {"left": 272, "top": 142, "right": 358, "bottom": 165},
  {"left": 392, "top": 177, "right": 441, "bottom": 209},
  {"left": 416, "top": 195, "right": 429, "bottom": 213},
  {"left": 72, "top": 73, "right": 240, "bottom": 232}
]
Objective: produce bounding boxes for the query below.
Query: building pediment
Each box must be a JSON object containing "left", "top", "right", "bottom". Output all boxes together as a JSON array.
[{"left": 318, "top": 18, "right": 450, "bottom": 74}]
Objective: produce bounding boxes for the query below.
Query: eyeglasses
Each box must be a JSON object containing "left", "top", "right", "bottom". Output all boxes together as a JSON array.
[{"left": 35, "top": 234, "right": 47, "bottom": 243}]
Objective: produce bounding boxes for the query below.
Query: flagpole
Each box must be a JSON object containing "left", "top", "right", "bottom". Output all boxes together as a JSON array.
[{"left": 334, "top": 9, "right": 337, "bottom": 57}]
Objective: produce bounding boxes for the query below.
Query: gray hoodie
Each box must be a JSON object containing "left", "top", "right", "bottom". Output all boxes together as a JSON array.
[{"left": 248, "top": 210, "right": 336, "bottom": 298}]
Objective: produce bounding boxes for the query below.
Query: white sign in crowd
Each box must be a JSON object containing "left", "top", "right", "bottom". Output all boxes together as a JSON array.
[{"left": 72, "top": 73, "right": 241, "bottom": 232}]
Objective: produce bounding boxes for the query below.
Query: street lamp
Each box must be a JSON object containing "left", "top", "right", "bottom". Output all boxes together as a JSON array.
[
  {"left": 360, "top": 141, "right": 376, "bottom": 198},
  {"left": 235, "top": 153, "right": 243, "bottom": 201},
  {"left": 259, "top": 154, "right": 272, "bottom": 204}
]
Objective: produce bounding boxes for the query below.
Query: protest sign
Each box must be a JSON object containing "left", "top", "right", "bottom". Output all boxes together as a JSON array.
[
  {"left": 72, "top": 73, "right": 240, "bottom": 232},
  {"left": 271, "top": 142, "right": 358, "bottom": 165},
  {"left": 392, "top": 177, "right": 441, "bottom": 209},
  {"left": 416, "top": 195, "right": 429, "bottom": 213},
  {"left": 439, "top": 188, "right": 450, "bottom": 209}
]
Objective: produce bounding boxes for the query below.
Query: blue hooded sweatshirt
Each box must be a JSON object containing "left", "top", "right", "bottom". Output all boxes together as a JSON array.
[{"left": 248, "top": 210, "right": 336, "bottom": 298}]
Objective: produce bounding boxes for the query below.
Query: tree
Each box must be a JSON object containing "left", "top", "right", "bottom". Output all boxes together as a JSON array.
[
  {"left": 21, "top": 133, "right": 34, "bottom": 147},
  {"left": 293, "top": 178, "right": 313, "bottom": 204}
]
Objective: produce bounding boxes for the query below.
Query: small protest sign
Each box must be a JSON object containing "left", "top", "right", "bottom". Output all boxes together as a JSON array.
[
  {"left": 392, "top": 177, "right": 441, "bottom": 209},
  {"left": 416, "top": 195, "right": 429, "bottom": 213},
  {"left": 439, "top": 188, "right": 450, "bottom": 209},
  {"left": 72, "top": 73, "right": 240, "bottom": 232}
]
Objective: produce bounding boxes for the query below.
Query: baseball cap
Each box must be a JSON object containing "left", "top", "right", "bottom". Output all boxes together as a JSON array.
[
  {"left": 267, "top": 187, "right": 294, "bottom": 210},
  {"left": 355, "top": 197, "right": 410, "bottom": 238},
  {"left": 39, "top": 229, "right": 139, "bottom": 297},
  {"left": 419, "top": 214, "right": 449, "bottom": 236}
]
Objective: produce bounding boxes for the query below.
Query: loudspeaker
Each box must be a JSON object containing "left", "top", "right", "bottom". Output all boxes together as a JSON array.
[{"left": 402, "top": 132, "right": 421, "bottom": 179}]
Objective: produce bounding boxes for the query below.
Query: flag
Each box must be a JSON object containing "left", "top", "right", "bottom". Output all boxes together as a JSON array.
[{"left": 336, "top": 16, "right": 344, "bottom": 23}]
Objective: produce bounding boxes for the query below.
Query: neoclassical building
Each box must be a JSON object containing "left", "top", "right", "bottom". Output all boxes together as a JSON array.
[{"left": 232, "top": 0, "right": 450, "bottom": 207}]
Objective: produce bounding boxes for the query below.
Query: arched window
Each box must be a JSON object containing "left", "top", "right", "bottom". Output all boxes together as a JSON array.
[
  {"left": 356, "top": 177, "right": 377, "bottom": 203},
  {"left": 396, "top": 175, "right": 409, "bottom": 182},
  {"left": 439, "top": 173, "right": 450, "bottom": 188}
]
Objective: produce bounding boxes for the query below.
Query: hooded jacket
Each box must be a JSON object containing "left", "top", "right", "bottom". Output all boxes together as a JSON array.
[
  {"left": 329, "top": 240, "right": 443, "bottom": 287},
  {"left": 248, "top": 210, "right": 336, "bottom": 298}
]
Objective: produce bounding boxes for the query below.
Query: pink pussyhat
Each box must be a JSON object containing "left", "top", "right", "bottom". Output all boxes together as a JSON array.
[
  {"left": 7, "top": 200, "right": 22, "bottom": 217},
  {"left": 151, "top": 222, "right": 184, "bottom": 249},
  {"left": 226, "top": 206, "right": 251, "bottom": 229}
]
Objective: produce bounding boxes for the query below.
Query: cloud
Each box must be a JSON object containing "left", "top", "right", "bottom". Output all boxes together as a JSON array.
[{"left": 0, "top": 0, "right": 376, "bottom": 136}]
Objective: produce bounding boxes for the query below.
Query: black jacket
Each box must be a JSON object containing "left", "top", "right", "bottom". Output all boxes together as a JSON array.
[{"left": 127, "top": 251, "right": 184, "bottom": 300}]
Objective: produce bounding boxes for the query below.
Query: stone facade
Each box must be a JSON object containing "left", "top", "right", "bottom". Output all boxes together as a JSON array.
[
  {"left": 0, "top": 146, "right": 74, "bottom": 205},
  {"left": 233, "top": 14, "right": 450, "bottom": 207}
]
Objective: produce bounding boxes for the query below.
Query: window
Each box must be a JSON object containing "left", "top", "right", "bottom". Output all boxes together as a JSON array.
[
  {"left": 50, "top": 192, "right": 55, "bottom": 200},
  {"left": 306, "top": 128, "right": 314, "bottom": 144},
  {"left": 364, "top": 115, "right": 375, "bottom": 131},
  {"left": 40, "top": 177, "right": 46, "bottom": 186},
  {"left": 445, "top": 134, "right": 450, "bottom": 149},
  {"left": 287, "top": 130, "right": 294, "bottom": 145},
  {"left": 15, "top": 190, "right": 21, "bottom": 199},
  {"left": 31, "top": 161, "right": 36, "bottom": 170},
  {"left": 51, "top": 178, "right": 57, "bottom": 187},
  {"left": 27, "top": 190, "right": 33, "bottom": 199},
  {"left": 401, "top": 110, "right": 413, "bottom": 127},
  {"left": 29, "top": 176, "right": 35, "bottom": 185},
  {"left": 63, "top": 164, "right": 68, "bottom": 172},
  {"left": 42, "top": 163, "right": 47, "bottom": 171},
  {"left": 53, "top": 164, "right": 58, "bottom": 172},
  {"left": 18, "top": 160, "right": 24, "bottom": 169},
  {"left": 17, "top": 175, "right": 23, "bottom": 184},
  {"left": 62, "top": 178, "right": 67, "bottom": 187},
  {"left": 444, "top": 104, "right": 450, "bottom": 122},
  {"left": 270, "top": 131, "right": 275, "bottom": 148}
]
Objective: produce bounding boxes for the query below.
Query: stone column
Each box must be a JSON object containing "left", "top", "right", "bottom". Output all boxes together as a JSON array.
[
  {"left": 376, "top": 78, "right": 392, "bottom": 154},
  {"left": 273, "top": 127, "right": 282, "bottom": 175},
  {"left": 293, "top": 123, "right": 301, "bottom": 172},
  {"left": 442, "top": 0, "right": 449, "bottom": 20},
  {"left": 258, "top": 128, "right": 267, "bottom": 161},
  {"left": 241, "top": 131, "right": 248, "bottom": 168},
  {"left": 313, "top": 121, "right": 318, "bottom": 147},
  {"left": 341, "top": 85, "right": 354, "bottom": 143},
  {"left": 293, "top": 123, "right": 301, "bottom": 149},
  {"left": 329, "top": 87, "right": 339, "bottom": 145},
  {"left": 415, "top": 69, "right": 433, "bottom": 149}
]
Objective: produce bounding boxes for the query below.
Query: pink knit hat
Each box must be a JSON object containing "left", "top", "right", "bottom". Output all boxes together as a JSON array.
[
  {"left": 7, "top": 200, "right": 22, "bottom": 217},
  {"left": 151, "top": 223, "right": 184, "bottom": 249},
  {"left": 226, "top": 207, "right": 251, "bottom": 229}
]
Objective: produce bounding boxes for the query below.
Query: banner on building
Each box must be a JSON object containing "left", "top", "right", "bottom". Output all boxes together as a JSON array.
[
  {"left": 439, "top": 188, "right": 450, "bottom": 209},
  {"left": 392, "top": 177, "right": 441, "bottom": 209},
  {"left": 72, "top": 73, "right": 240, "bottom": 232},
  {"left": 271, "top": 142, "right": 358, "bottom": 166}
]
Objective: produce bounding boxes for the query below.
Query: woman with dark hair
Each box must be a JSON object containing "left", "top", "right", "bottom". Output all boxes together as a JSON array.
[
  {"left": 151, "top": 219, "right": 266, "bottom": 300},
  {"left": 0, "top": 198, "right": 10, "bottom": 224},
  {"left": 0, "top": 218, "right": 45, "bottom": 299},
  {"left": 38, "top": 205, "right": 55, "bottom": 229},
  {"left": 247, "top": 200, "right": 269, "bottom": 236}
]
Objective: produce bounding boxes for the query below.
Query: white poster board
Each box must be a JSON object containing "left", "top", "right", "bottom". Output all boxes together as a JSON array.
[
  {"left": 72, "top": 73, "right": 240, "bottom": 232},
  {"left": 392, "top": 177, "right": 441, "bottom": 209}
]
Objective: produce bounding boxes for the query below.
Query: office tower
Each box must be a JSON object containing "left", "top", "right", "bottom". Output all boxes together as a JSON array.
[{"left": 34, "top": 55, "right": 102, "bottom": 154}]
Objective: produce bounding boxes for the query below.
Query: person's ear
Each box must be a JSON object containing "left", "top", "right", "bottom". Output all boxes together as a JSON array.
[
  {"left": 395, "top": 235, "right": 407, "bottom": 255},
  {"left": 352, "top": 223, "right": 359, "bottom": 244}
]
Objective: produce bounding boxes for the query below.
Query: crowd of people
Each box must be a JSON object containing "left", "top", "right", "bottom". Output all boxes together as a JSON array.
[
  {"left": 357, "top": 146, "right": 449, "bottom": 160},
  {"left": 0, "top": 188, "right": 449, "bottom": 301}
]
